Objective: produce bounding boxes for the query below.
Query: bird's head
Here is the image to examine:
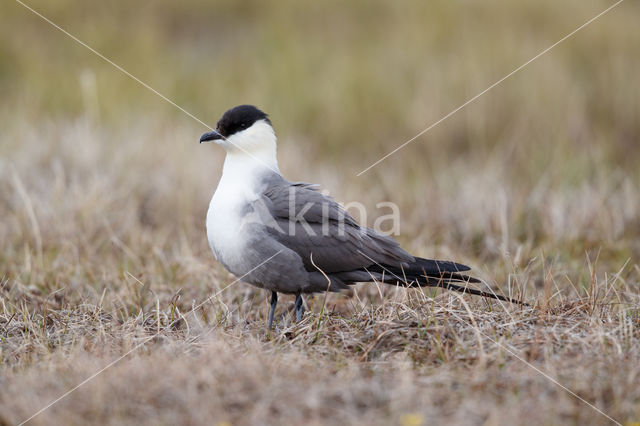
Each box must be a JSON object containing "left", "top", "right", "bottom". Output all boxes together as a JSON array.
[{"left": 200, "top": 105, "right": 275, "bottom": 154}]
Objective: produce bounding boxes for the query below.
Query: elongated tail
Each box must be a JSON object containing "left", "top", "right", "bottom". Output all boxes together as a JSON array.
[{"left": 368, "top": 256, "right": 528, "bottom": 306}]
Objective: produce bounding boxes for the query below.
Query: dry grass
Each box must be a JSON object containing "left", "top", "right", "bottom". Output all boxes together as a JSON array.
[
  {"left": 1, "top": 121, "right": 638, "bottom": 425},
  {"left": 2, "top": 0, "right": 640, "bottom": 424}
]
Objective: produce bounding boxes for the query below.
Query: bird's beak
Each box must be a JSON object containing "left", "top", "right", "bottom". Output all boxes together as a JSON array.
[{"left": 199, "top": 130, "right": 223, "bottom": 143}]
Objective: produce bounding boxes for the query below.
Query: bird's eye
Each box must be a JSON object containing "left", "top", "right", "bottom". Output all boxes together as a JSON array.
[{"left": 240, "top": 123, "right": 247, "bottom": 128}]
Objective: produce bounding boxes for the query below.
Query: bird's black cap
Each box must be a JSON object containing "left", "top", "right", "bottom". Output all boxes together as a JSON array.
[
  {"left": 217, "top": 104, "right": 271, "bottom": 137},
  {"left": 200, "top": 105, "right": 271, "bottom": 143}
]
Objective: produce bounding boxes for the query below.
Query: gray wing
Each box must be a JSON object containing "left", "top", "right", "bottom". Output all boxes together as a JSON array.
[{"left": 257, "top": 176, "right": 414, "bottom": 274}]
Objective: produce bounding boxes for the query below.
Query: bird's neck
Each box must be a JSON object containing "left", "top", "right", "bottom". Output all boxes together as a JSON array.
[
  {"left": 221, "top": 145, "right": 280, "bottom": 188},
  {"left": 222, "top": 121, "right": 279, "bottom": 174}
]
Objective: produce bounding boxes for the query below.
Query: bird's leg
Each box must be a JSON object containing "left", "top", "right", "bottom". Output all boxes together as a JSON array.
[
  {"left": 294, "top": 293, "right": 304, "bottom": 322},
  {"left": 267, "top": 291, "right": 278, "bottom": 330}
]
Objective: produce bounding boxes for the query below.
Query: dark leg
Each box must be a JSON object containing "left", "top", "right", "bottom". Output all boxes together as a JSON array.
[
  {"left": 267, "top": 291, "right": 278, "bottom": 330},
  {"left": 294, "top": 293, "right": 304, "bottom": 322}
]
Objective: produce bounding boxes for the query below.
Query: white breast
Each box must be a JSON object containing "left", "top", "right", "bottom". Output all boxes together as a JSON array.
[
  {"left": 207, "top": 181, "right": 253, "bottom": 265},
  {"left": 205, "top": 126, "right": 280, "bottom": 274}
]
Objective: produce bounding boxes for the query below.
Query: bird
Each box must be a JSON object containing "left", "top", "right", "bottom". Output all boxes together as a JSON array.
[{"left": 200, "top": 105, "right": 525, "bottom": 329}]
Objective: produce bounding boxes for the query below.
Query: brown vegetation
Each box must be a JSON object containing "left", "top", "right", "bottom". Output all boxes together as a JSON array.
[{"left": 1, "top": 0, "right": 639, "bottom": 424}]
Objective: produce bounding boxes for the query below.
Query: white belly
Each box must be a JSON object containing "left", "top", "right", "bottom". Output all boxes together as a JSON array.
[
  {"left": 204, "top": 165, "right": 312, "bottom": 293},
  {"left": 206, "top": 181, "right": 259, "bottom": 275}
]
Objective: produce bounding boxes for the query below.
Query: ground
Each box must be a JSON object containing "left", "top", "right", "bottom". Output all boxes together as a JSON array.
[{"left": 1, "top": 0, "right": 639, "bottom": 425}]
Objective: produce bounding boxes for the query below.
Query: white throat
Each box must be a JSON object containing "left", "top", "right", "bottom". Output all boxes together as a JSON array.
[
  {"left": 207, "top": 120, "right": 280, "bottom": 263},
  {"left": 220, "top": 120, "right": 280, "bottom": 179}
]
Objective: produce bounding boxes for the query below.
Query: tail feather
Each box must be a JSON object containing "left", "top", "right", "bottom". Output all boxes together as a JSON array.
[
  {"left": 411, "top": 256, "right": 471, "bottom": 273},
  {"left": 366, "top": 257, "right": 528, "bottom": 306}
]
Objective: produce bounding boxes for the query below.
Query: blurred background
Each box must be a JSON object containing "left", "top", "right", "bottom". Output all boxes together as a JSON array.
[
  {"left": 1, "top": 0, "right": 639, "bottom": 291},
  {"left": 2, "top": 1, "right": 640, "bottom": 423}
]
